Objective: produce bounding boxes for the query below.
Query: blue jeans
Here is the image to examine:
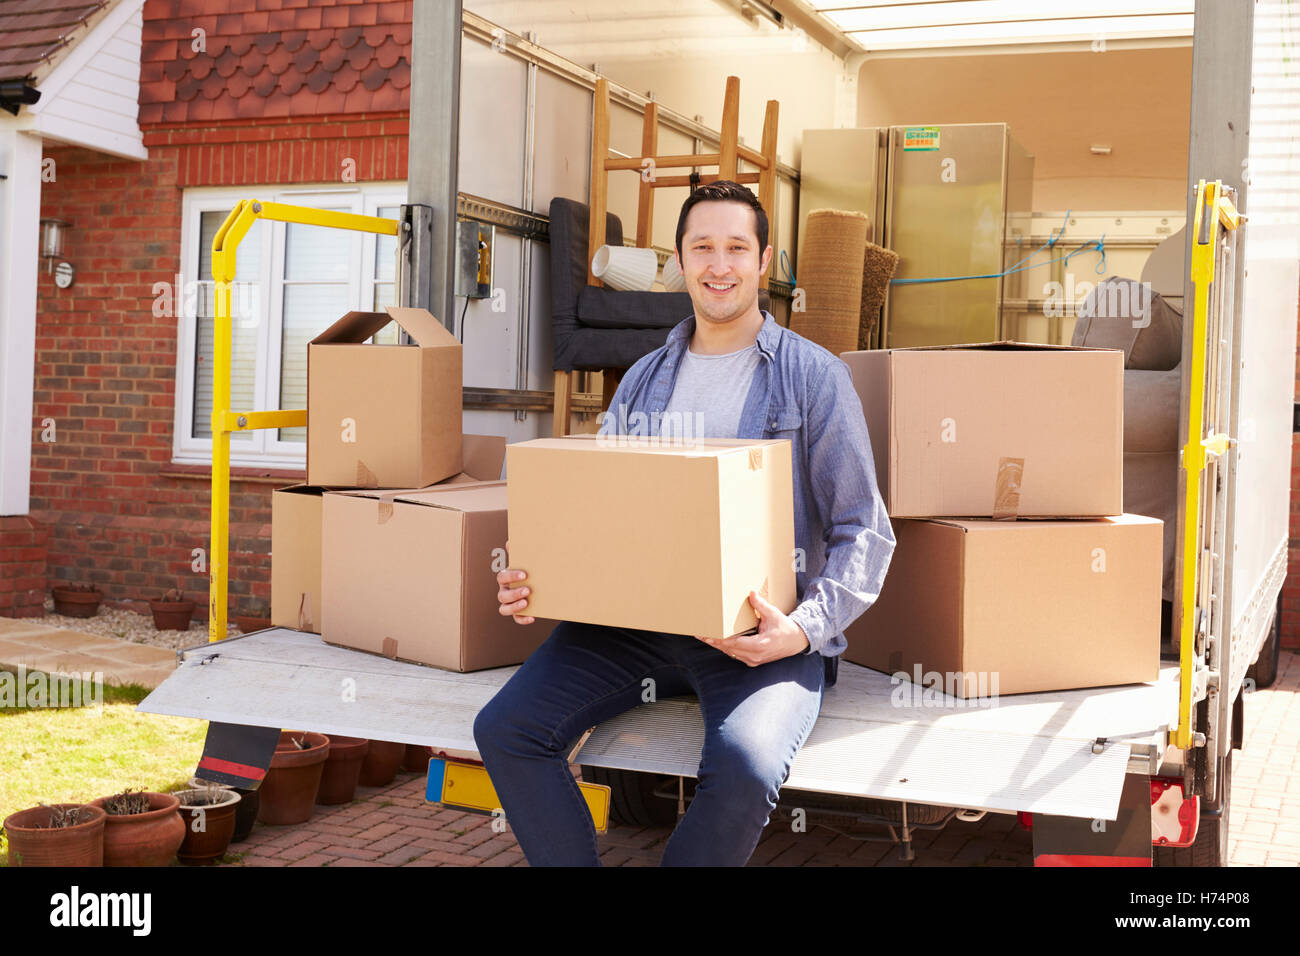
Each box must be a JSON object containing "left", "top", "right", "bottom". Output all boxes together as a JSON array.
[{"left": 472, "top": 620, "right": 826, "bottom": 866}]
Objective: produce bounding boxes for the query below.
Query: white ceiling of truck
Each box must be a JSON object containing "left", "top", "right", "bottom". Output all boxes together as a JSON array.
[{"left": 465, "top": 0, "right": 1194, "bottom": 61}]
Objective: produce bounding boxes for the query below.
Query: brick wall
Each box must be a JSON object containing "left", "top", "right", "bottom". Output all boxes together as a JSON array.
[
  {"left": 0, "top": 516, "right": 49, "bottom": 617},
  {"left": 30, "top": 112, "right": 408, "bottom": 620}
]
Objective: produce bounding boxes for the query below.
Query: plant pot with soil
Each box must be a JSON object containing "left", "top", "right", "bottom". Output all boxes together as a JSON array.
[
  {"left": 174, "top": 787, "right": 241, "bottom": 865},
  {"left": 189, "top": 776, "right": 260, "bottom": 843},
  {"left": 51, "top": 584, "right": 103, "bottom": 618},
  {"left": 359, "top": 739, "right": 407, "bottom": 788},
  {"left": 2, "top": 803, "right": 106, "bottom": 867},
  {"left": 258, "top": 731, "right": 330, "bottom": 826},
  {"left": 89, "top": 789, "right": 185, "bottom": 867},
  {"left": 317, "top": 736, "right": 369, "bottom": 805},
  {"left": 149, "top": 586, "right": 196, "bottom": 631}
]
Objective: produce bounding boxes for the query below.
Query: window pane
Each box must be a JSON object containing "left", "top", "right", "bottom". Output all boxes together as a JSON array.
[
  {"left": 285, "top": 218, "right": 349, "bottom": 281},
  {"left": 371, "top": 282, "right": 398, "bottom": 343},
  {"left": 194, "top": 211, "right": 262, "bottom": 441},
  {"left": 375, "top": 205, "right": 398, "bottom": 282},
  {"left": 278, "top": 283, "right": 351, "bottom": 442},
  {"left": 199, "top": 209, "right": 262, "bottom": 281}
]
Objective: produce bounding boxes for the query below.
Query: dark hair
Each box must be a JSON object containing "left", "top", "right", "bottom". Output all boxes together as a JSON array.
[{"left": 674, "top": 179, "right": 768, "bottom": 263}]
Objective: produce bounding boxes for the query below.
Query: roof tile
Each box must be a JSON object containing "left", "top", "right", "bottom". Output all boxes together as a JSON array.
[
  {"left": 305, "top": 64, "right": 330, "bottom": 94},
  {"left": 0, "top": 0, "right": 108, "bottom": 83},
  {"left": 138, "top": 1, "right": 413, "bottom": 125}
]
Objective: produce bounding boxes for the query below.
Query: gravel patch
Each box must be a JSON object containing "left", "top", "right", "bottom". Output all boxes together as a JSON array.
[{"left": 36, "top": 599, "right": 243, "bottom": 651}]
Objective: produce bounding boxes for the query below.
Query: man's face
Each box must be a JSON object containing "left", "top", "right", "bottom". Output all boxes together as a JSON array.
[{"left": 677, "top": 200, "right": 773, "bottom": 327}]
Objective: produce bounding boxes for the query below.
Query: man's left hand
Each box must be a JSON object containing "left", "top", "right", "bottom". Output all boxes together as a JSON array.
[{"left": 695, "top": 590, "right": 810, "bottom": 666}]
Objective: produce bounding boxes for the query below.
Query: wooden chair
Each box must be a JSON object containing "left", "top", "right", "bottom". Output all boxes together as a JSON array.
[{"left": 552, "top": 75, "right": 780, "bottom": 436}]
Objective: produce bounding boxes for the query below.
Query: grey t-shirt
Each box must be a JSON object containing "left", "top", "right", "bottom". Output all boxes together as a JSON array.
[{"left": 661, "top": 341, "right": 761, "bottom": 440}]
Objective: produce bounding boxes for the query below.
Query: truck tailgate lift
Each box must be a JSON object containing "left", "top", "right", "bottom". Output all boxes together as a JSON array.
[{"left": 138, "top": 628, "right": 1177, "bottom": 822}]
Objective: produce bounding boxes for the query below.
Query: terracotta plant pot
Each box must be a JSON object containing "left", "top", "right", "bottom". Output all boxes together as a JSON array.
[
  {"left": 402, "top": 743, "right": 433, "bottom": 773},
  {"left": 189, "top": 776, "right": 260, "bottom": 843},
  {"left": 258, "top": 731, "right": 329, "bottom": 825},
  {"left": 3, "top": 803, "right": 106, "bottom": 867},
  {"left": 89, "top": 792, "right": 185, "bottom": 867},
  {"left": 234, "top": 615, "right": 272, "bottom": 633},
  {"left": 358, "top": 739, "right": 407, "bottom": 787},
  {"left": 174, "top": 788, "right": 241, "bottom": 865},
  {"left": 317, "top": 736, "right": 370, "bottom": 805},
  {"left": 51, "top": 587, "right": 103, "bottom": 618},
  {"left": 149, "top": 599, "right": 195, "bottom": 631}
]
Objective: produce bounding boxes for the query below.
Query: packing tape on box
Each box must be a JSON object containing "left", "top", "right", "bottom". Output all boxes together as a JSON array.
[
  {"left": 296, "top": 592, "right": 314, "bottom": 632},
  {"left": 381, "top": 637, "right": 398, "bottom": 659},
  {"left": 356, "top": 459, "right": 379, "bottom": 488},
  {"left": 376, "top": 493, "right": 396, "bottom": 524},
  {"left": 748, "top": 447, "right": 764, "bottom": 470},
  {"left": 993, "top": 456, "right": 1024, "bottom": 520}
]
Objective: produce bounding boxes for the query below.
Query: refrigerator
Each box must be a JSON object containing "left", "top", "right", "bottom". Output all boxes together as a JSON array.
[{"left": 797, "top": 123, "right": 1034, "bottom": 349}]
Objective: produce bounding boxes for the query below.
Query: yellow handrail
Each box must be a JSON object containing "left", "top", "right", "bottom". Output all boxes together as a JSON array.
[
  {"left": 208, "top": 200, "right": 400, "bottom": 642},
  {"left": 1172, "top": 180, "right": 1237, "bottom": 749}
]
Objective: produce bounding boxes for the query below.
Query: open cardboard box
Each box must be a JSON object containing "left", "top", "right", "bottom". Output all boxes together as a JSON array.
[{"left": 307, "top": 306, "right": 462, "bottom": 489}]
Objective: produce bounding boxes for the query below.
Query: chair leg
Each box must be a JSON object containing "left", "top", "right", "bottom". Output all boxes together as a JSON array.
[
  {"left": 553, "top": 369, "right": 573, "bottom": 437},
  {"left": 601, "top": 367, "right": 623, "bottom": 415}
]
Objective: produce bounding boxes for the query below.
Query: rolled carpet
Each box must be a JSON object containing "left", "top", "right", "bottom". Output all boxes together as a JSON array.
[
  {"left": 791, "top": 209, "right": 869, "bottom": 356},
  {"left": 859, "top": 241, "right": 900, "bottom": 351}
]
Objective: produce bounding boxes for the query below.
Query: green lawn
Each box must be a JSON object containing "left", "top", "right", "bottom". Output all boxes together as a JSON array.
[{"left": 0, "top": 671, "right": 207, "bottom": 866}]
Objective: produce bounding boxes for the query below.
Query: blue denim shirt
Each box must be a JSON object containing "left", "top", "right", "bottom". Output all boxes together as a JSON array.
[{"left": 596, "top": 310, "right": 895, "bottom": 686}]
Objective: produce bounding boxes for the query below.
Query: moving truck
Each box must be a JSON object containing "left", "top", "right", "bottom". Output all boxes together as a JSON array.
[{"left": 139, "top": 0, "right": 1297, "bottom": 866}]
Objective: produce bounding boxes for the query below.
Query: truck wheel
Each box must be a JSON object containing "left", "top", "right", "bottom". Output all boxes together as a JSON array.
[
  {"left": 1153, "top": 750, "right": 1231, "bottom": 867},
  {"left": 1246, "top": 594, "right": 1281, "bottom": 690},
  {"left": 579, "top": 766, "right": 685, "bottom": 827}
]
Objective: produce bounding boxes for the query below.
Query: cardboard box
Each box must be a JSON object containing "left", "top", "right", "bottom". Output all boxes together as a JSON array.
[
  {"left": 271, "top": 485, "right": 326, "bottom": 632},
  {"left": 307, "top": 306, "right": 462, "bottom": 488},
  {"left": 321, "top": 480, "right": 556, "bottom": 671},
  {"left": 843, "top": 514, "right": 1162, "bottom": 697},
  {"left": 505, "top": 435, "right": 796, "bottom": 639},
  {"left": 272, "top": 435, "right": 507, "bottom": 634},
  {"left": 841, "top": 343, "right": 1123, "bottom": 518}
]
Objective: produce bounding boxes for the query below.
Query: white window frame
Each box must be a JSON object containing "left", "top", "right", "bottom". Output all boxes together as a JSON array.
[{"left": 172, "top": 183, "right": 407, "bottom": 468}]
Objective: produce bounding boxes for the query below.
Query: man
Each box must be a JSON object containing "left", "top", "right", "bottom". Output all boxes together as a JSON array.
[{"left": 474, "top": 179, "right": 895, "bottom": 866}]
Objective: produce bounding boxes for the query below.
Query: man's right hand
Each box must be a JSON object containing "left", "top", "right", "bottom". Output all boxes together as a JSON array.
[{"left": 496, "top": 568, "right": 534, "bottom": 625}]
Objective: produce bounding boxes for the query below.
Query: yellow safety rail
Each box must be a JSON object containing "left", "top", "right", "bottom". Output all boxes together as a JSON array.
[
  {"left": 1172, "top": 180, "right": 1238, "bottom": 749},
  {"left": 208, "top": 200, "right": 400, "bottom": 642}
]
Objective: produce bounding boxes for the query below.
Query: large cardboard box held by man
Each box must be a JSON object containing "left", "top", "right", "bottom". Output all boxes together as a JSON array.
[
  {"left": 272, "top": 435, "right": 506, "bottom": 635},
  {"left": 306, "top": 306, "right": 462, "bottom": 488},
  {"left": 506, "top": 435, "right": 796, "bottom": 639},
  {"left": 321, "top": 480, "right": 557, "bottom": 671},
  {"left": 843, "top": 514, "right": 1162, "bottom": 697},
  {"left": 840, "top": 343, "right": 1124, "bottom": 518}
]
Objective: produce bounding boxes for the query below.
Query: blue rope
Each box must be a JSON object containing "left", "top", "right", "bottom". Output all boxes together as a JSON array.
[
  {"left": 779, "top": 249, "right": 795, "bottom": 284},
  {"left": 889, "top": 210, "right": 1108, "bottom": 284}
]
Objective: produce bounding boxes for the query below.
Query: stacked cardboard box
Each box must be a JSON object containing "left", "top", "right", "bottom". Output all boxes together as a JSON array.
[
  {"left": 840, "top": 342, "right": 1162, "bottom": 697},
  {"left": 270, "top": 306, "right": 555, "bottom": 671}
]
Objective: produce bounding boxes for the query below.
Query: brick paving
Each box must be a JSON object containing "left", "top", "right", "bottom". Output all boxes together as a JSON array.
[{"left": 213, "top": 651, "right": 1298, "bottom": 867}]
